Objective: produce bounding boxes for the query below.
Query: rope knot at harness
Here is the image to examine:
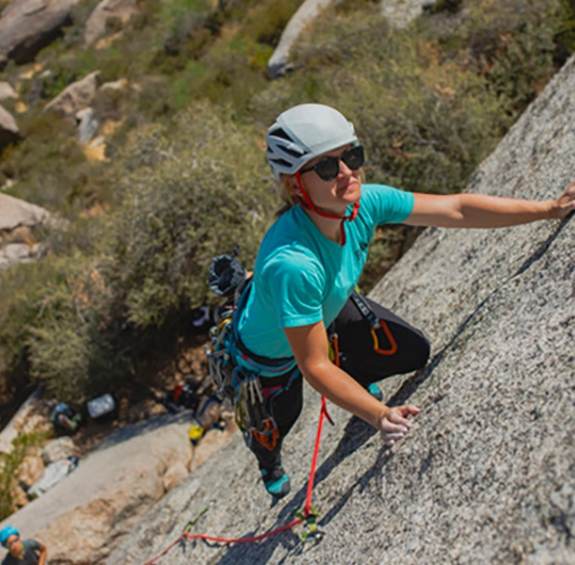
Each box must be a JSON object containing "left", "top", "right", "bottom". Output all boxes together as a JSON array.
[{"left": 143, "top": 397, "right": 335, "bottom": 564}]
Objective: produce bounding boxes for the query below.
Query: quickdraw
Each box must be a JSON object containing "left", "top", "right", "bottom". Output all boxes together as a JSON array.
[
  {"left": 296, "top": 506, "right": 323, "bottom": 542},
  {"left": 235, "top": 372, "right": 281, "bottom": 452},
  {"left": 206, "top": 316, "right": 235, "bottom": 399}
]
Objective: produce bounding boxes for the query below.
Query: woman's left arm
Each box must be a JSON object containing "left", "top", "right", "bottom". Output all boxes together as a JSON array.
[
  {"left": 37, "top": 542, "right": 47, "bottom": 565},
  {"left": 403, "top": 180, "right": 575, "bottom": 228}
]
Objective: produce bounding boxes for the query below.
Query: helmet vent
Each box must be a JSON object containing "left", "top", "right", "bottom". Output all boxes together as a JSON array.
[
  {"left": 269, "top": 127, "right": 291, "bottom": 141},
  {"left": 279, "top": 144, "right": 304, "bottom": 158},
  {"left": 270, "top": 157, "right": 292, "bottom": 168}
]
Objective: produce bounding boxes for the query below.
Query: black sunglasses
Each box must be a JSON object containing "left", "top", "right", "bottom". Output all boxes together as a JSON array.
[{"left": 300, "top": 145, "right": 365, "bottom": 181}]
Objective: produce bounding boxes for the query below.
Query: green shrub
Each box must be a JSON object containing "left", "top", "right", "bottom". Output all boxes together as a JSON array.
[
  {"left": 0, "top": 431, "right": 51, "bottom": 521},
  {"left": 0, "top": 112, "right": 107, "bottom": 214},
  {"left": 555, "top": 0, "right": 575, "bottom": 64},
  {"left": 423, "top": 0, "right": 568, "bottom": 109},
  {"left": 105, "top": 102, "right": 275, "bottom": 328},
  {"left": 0, "top": 259, "right": 73, "bottom": 380},
  {"left": 2, "top": 0, "right": 574, "bottom": 403},
  {"left": 254, "top": 18, "right": 507, "bottom": 196}
]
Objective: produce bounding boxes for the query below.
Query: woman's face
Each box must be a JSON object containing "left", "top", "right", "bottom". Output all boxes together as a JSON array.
[
  {"left": 296, "top": 144, "right": 362, "bottom": 214},
  {"left": 6, "top": 535, "right": 22, "bottom": 556}
]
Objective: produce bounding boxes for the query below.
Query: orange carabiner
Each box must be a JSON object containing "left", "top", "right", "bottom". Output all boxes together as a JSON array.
[
  {"left": 370, "top": 320, "right": 398, "bottom": 356},
  {"left": 251, "top": 418, "right": 280, "bottom": 451}
]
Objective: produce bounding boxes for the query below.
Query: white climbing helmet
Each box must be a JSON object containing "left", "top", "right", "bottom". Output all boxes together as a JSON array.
[{"left": 266, "top": 103, "right": 358, "bottom": 179}]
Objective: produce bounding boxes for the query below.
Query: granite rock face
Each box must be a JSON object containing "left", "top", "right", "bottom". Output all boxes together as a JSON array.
[
  {"left": 0, "top": 0, "right": 82, "bottom": 68},
  {"left": 110, "top": 56, "right": 575, "bottom": 564},
  {"left": 0, "top": 414, "right": 196, "bottom": 564},
  {"left": 44, "top": 71, "right": 100, "bottom": 118}
]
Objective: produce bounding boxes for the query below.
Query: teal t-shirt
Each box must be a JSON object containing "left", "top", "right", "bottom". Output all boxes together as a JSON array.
[{"left": 237, "top": 184, "right": 414, "bottom": 372}]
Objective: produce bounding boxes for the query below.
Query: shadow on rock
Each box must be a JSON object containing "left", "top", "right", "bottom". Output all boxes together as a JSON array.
[
  {"left": 214, "top": 366, "right": 436, "bottom": 564},
  {"left": 96, "top": 412, "right": 192, "bottom": 451},
  {"left": 215, "top": 414, "right": 382, "bottom": 564}
]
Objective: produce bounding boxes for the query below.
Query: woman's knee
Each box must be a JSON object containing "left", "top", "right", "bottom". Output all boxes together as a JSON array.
[{"left": 414, "top": 333, "right": 431, "bottom": 369}]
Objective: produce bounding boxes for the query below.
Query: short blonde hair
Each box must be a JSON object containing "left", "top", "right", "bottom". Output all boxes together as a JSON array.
[{"left": 274, "top": 175, "right": 297, "bottom": 217}]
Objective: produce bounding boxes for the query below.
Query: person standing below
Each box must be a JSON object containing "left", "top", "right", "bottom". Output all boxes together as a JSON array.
[{"left": 0, "top": 526, "right": 47, "bottom": 565}]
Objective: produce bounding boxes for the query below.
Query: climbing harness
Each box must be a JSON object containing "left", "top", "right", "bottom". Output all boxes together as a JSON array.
[{"left": 143, "top": 396, "right": 333, "bottom": 564}]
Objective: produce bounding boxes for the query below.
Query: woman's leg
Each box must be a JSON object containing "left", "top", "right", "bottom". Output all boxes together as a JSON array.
[
  {"left": 244, "top": 372, "right": 303, "bottom": 498},
  {"left": 246, "top": 373, "right": 303, "bottom": 468},
  {"left": 333, "top": 295, "right": 430, "bottom": 388}
]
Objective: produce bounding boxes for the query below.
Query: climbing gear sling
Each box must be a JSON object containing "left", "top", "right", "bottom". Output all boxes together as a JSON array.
[{"left": 207, "top": 278, "right": 297, "bottom": 453}]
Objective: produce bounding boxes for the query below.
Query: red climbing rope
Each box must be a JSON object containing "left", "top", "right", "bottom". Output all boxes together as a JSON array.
[
  {"left": 304, "top": 396, "right": 333, "bottom": 515},
  {"left": 143, "top": 397, "right": 333, "bottom": 565}
]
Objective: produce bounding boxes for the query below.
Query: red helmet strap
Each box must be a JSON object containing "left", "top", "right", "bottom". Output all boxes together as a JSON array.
[
  {"left": 294, "top": 172, "right": 359, "bottom": 246},
  {"left": 294, "top": 172, "right": 360, "bottom": 221}
]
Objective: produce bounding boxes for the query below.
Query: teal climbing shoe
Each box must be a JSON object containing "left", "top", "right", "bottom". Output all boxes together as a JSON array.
[
  {"left": 367, "top": 382, "right": 383, "bottom": 401},
  {"left": 260, "top": 463, "right": 291, "bottom": 499}
]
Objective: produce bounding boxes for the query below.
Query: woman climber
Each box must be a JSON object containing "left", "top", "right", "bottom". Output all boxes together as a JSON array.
[{"left": 214, "top": 103, "right": 575, "bottom": 499}]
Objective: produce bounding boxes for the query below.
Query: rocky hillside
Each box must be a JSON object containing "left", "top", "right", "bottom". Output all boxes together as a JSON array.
[
  {"left": 110, "top": 54, "right": 575, "bottom": 564},
  {"left": 2, "top": 0, "right": 573, "bottom": 409},
  {"left": 0, "top": 1, "right": 574, "bottom": 561}
]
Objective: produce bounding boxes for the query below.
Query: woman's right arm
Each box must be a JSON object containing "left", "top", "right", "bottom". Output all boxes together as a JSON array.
[{"left": 285, "top": 321, "right": 420, "bottom": 445}]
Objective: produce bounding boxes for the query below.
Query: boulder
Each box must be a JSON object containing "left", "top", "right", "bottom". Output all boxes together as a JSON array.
[
  {"left": 41, "top": 437, "right": 78, "bottom": 465},
  {"left": 44, "top": 71, "right": 100, "bottom": 118},
  {"left": 0, "top": 0, "right": 82, "bottom": 68},
  {"left": 0, "top": 414, "right": 194, "bottom": 563},
  {"left": 0, "top": 104, "right": 20, "bottom": 148},
  {"left": 0, "top": 193, "right": 51, "bottom": 231},
  {"left": 0, "top": 194, "right": 58, "bottom": 270},
  {"left": 380, "top": 0, "right": 438, "bottom": 29},
  {"left": 0, "top": 82, "right": 17, "bottom": 102},
  {"left": 0, "top": 243, "right": 44, "bottom": 270},
  {"left": 84, "top": 0, "right": 139, "bottom": 47},
  {"left": 110, "top": 55, "right": 575, "bottom": 564},
  {"left": 267, "top": 0, "right": 337, "bottom": 79}
]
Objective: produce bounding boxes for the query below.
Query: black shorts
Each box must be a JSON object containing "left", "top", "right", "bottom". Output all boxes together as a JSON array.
[{"left": 333, "top": 294, "right": 431, "bottom": 388}]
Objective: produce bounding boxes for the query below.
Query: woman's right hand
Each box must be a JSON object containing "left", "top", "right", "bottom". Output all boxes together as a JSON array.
[{"left": 379, "top": 405, "right": 420, "bottom": 445}]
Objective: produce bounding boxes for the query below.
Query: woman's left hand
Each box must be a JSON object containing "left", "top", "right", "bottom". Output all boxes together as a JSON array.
[{"left": 549, "top": 180, "right": 575, "bottom": 219}]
